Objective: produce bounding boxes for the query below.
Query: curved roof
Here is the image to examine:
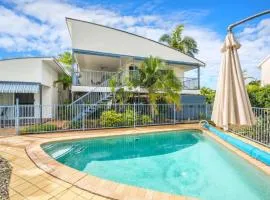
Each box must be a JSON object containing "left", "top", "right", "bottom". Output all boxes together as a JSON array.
[{"left": 66, "top": 18, "right": 205, "bottom": 67}]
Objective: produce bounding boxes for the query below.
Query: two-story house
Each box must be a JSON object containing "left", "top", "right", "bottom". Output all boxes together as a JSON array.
[{"left": 66, "top": 18, "right": 205, "bottom": 108}]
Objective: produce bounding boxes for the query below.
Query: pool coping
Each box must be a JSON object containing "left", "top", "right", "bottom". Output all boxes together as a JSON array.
[{"left": 25, "top": 126, "right": 270, "bottom": 200}]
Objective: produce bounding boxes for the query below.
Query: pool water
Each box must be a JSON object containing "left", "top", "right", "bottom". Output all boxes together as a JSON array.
[{"left": 42, "top": 130, "right": 270, "bottom": 200}]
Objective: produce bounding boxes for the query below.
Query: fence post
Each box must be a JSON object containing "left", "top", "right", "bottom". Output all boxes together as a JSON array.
[
  {"left": 173, "top": 103, "right": 176, "bottom": 125},
  {"left": 133, "top": 102, "right": 136, "bottom": 128},
  {"left": 15, "top": 99, "right": 19, "bottom": 135},
  {"left": 205, "top": 104, "right": 208, "bottom": 120},
  {"left": 82, "top": 105, "right": 85, "bottom": 131}
]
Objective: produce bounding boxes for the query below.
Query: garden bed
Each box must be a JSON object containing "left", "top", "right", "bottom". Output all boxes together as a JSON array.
[{"left": 0, "top": 156, "right": 12, "bottom": 200}]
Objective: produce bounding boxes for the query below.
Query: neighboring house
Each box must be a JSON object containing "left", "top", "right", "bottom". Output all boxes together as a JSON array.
[
  {"left": 0, "top": 57, "right": 70, "bottom": 119},
  {"left": 259, "top": 55, "right": 270, "bottom": 86},
  {"left": 66, "top": 18, "right": 205, "bottom": 108}
]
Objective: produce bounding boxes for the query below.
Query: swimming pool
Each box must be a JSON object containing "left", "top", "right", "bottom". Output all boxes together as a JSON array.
[{"left": 42, "top": 130, "right": 270, "bottom": 200}]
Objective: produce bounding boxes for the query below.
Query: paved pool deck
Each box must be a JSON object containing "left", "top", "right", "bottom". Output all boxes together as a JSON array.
[{"left": 0, "top": 124, "right": 269, "bottom": 200}]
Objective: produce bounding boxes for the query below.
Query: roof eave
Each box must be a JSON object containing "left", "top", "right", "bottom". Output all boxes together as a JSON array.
[{"left": 66, "top": 17, "right": 205, "bottom": 67}]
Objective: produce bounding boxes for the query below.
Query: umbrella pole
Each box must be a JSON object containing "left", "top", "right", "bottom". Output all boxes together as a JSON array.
[{"left": 228, "top": 10, "right": 270, "bottom": 32}]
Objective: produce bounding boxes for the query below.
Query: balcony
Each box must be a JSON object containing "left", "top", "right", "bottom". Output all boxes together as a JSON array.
[
  {"left": 129, "top": 70, "right": 199, "bottom": 90},
  {"left": 179, "top": 77, "right": 199, "bottom": 90},
  {"left": 75, "top": 70, "right": 199, "bottom": 90},
  {"left": 79, "top": 70, "right": 117, "bottom": 87}
]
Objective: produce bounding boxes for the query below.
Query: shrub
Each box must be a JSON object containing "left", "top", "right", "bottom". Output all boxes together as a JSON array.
[
  {"left": 100, "top": 110, "right": 123, "bottom": 127},
  {"left": 122, "top": 109, "right": 137, "bottom": 126},
  {"left": 68, "top": 121, "right": 83, "bottom": 129},
  {"left": 140, "top": 115, "right": 152, "bottom": 125},
  {"left": 21, "top": 124, "right": 58, "bottom": 133}
]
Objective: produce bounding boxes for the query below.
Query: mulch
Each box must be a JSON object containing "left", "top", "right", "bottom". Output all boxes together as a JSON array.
[{"left": 0, "top": 156, "right": 12, "bottom": 200}]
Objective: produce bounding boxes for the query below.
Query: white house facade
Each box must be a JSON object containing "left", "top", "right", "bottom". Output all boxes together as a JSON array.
[
  {"left": 259, "top": 55, "right": 270, "bottom": 86},
  {"left": 0, "top": 57, "right": 69, "bottom": 119},
  {"left": 66, "top": 18, "right": 205, "bottom": 106}
]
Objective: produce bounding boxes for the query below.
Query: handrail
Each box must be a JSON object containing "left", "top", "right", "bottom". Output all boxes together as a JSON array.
[
  {"left": 228, "top": 10, "right": 270, "bottom": 32},
  {"left": 71, "top": 71, "right": 124, "bottom": 105}
]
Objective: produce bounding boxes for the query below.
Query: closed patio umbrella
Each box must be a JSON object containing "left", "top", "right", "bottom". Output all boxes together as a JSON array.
[{"left": 211, "top": 32, "right": 255, "bottom": 130}]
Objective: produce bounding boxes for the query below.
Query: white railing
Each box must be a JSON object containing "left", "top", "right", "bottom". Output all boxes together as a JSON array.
[
  {"left": 2, "top": 103, "right": 269, "bottom": 147},
  {"left": 79, "top": 70, "right": 117, "bottom": 86},
  {"left": 128, "top": 70, "right": 199, "bottom": 90},
  {"left": 0, "top": 103, "right": 212, "bottom": 134},
  {"left": 178, "top": 77, "right": 199, "bottom": 90},
  {"left": 229, "top": 107, "right": 270, "bottom": 147},
  {"left": 78, "top": 70, "right": 199, "bottom": 90}
]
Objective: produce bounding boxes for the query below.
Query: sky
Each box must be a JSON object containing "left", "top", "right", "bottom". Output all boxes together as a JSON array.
[{"left": 0, "top": 0, "right": 269, "bottom": 88}]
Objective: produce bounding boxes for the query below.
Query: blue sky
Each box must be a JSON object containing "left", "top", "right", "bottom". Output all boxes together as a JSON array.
[{"left": 0, "top": 0, "right": 269, "bottom": 88}]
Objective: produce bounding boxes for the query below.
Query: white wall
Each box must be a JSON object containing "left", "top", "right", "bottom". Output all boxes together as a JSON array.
[
  {"left": 0, "top": 58, "right": 42, "bottom": 83},
  {"left": 261, "top": 58, "right": 270, "bottom": 86},
  {"left": 67, "top": 19, "right": 204, "bottom": 66},
  {"left": 0, "top": 58, "right": 67, "bottom": 119},
  {"left": 41, "top": 61, "right": 59, "bottom": 105}
]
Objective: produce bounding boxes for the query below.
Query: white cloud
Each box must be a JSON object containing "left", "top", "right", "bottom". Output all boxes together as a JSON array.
[{"left": 0, "top": 0, "right": 269, "bottom": 89}]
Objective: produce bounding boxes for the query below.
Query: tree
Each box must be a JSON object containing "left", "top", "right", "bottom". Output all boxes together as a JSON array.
[
  {"left": 54, "top": 51, "right": 73, "bottom": 91},
  {"left": 159, "top": 25, "right": 198, "bottom": 57},
  {"left": 54, "top": 74, "right": 72, "bottom": 90},
  {"left": 109, "top": 56, "right": 182, "bottom": 109},
  {"left": 58, "top": 51, "right": 73, "bottom": 68},
  {"left": 131, "top": 56, "right": 182, "bottom": 106},
  {"left": 246, "top": 82, "right": 270, "bottom": 108},
  {"left": 200, "top": 87, "right": 215, "bottom": 104}
]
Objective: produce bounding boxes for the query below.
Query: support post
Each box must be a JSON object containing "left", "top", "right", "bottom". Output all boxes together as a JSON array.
[
  {"left": 39, "top": 84, "right": 42, "bottom": 124},
  {"left": 173, "top": 103, "right": 176, "bottom": 125},
  {"left": 15, "top": 99, "right": 19, "bottom": 135},
  {"left": 133, "top": 102, "right": 136, "bottom": 128},
  {"left": 205, "top": 103, "right": 208, "bottom": 120},
  {"left": 82, "top": 105, "right": 85, "bottom": 131},
  {"left": 197, "top": 66, "right": 200, "bottom": 89}
]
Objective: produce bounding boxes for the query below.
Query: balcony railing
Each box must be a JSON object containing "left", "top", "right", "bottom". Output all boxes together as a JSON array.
[
  {"left": 77, "top": 70, "right": 199, "bottom": 90},
  {"left": 179, "top": 77, "right": 199, "bottom": 90},
  {"left": 79, "top": 70, "right": 117, "bottom": 86},
  {"left": 129, "top": 70, "right": 199, "bottom": 90}
]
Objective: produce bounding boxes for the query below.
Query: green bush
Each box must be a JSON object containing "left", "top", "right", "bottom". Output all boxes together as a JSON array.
[
  {"left": 100, "top": 110, "right": 123, "bottom": 127},
  {"left": 68, "top": 120, "right": 83, "bottom": 129},
  {"left": 122, "top": 109, "right": 137, "bottom": 126},
  {"left": 100, "top": 110, "right": 153, "bottom": 127},
  {"left": 21, "top": 124, "right": 58, "bottom": 133},
  {"left": 140, "top": 115, "right": 153, "bottom": 125}
]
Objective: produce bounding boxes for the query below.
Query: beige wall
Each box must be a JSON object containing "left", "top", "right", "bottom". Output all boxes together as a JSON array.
[{"left": 261, "top": 58, "right": 270, "bottom": 86}]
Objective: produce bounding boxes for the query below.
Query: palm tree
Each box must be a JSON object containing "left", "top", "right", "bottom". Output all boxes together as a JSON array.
[
  {"left": 58, "top": 51, "right": 73, "bottom": 68},
  {"left": 54, "top": 74, "right": 72, "bottom": 90},
  {"left": 54, "top": 51, "right": 73, "bottom": 92},
  {"left": 132, "top": 56, "right": 182, "bottom": 106},
  {"left": 159, "top": 25, "right": 198, "bottom": 57}
]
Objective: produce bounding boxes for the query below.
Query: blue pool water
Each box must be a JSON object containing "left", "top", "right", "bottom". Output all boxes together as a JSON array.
[{"left": 42, "top": 130, "right": 270, "bottom": 200}]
